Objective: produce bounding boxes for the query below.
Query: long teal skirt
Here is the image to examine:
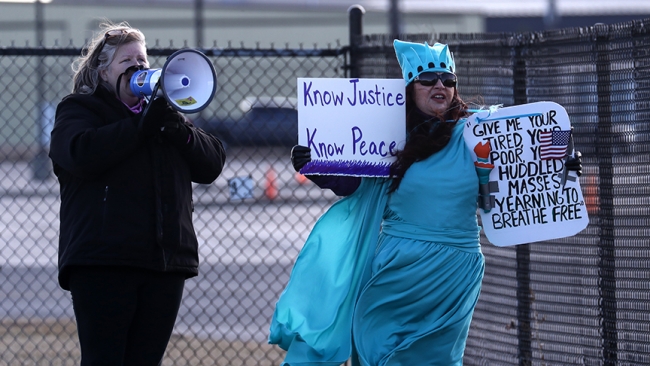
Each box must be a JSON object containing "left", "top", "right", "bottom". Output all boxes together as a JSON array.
[
  {"left": 351, "top": 232, "right": 484, "bottom": 366},
  {"left": 269, "top": 177, "right": 485, "bottom": 366},
  {"left": 269, "top": 178, "right": 391, "bottom": 366}
]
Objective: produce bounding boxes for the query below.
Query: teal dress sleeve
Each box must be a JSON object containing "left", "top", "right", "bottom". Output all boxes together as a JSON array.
[{"left": 269, "top": 177, "right": 391, "bottom": 366}]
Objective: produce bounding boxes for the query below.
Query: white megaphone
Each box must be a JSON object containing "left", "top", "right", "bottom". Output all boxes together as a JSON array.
[{"left": 130, "top": 48, "right": 217, "bottom": 114}]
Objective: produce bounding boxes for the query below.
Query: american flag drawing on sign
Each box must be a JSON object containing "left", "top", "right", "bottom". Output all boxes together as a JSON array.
[{"left": 539, "top": 129, "right": 571, "bottom": 160}]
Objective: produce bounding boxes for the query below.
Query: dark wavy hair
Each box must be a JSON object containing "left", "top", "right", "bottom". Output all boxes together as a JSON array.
[{"left": 388, "top": 83, "right": 469, "bottom": 193}]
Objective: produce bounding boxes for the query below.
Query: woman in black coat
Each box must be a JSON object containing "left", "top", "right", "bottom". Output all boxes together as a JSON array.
[{"left": 49, "top": 21, "right": 226, "bottom": 366}]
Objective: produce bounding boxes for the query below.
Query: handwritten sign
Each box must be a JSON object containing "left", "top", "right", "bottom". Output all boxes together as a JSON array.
[
  {"left": 463, "top": 102, "right": 589, "bottom": 246},
  {"left": 297, "top": 78, "right": 406, "bottom": 177}
]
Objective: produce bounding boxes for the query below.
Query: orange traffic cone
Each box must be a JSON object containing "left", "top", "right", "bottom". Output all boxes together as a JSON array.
[
  {"left": 265, "top": 167, "right": 278, "bottom": 200},
  {"left": 584, "top": 174, "right": 599, "bottom": 215},
  {"left": 295, "top": 172, "right": 308, "bottom": 185}
]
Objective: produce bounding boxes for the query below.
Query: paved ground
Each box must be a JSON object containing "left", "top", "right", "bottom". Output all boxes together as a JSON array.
[{"left": 0, "top": 146, "right": 339, "bottom": 346}]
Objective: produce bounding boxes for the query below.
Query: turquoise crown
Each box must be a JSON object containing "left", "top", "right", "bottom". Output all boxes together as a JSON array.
[{"left": 393, "top": 39, "right": 456, "bottom": 85}]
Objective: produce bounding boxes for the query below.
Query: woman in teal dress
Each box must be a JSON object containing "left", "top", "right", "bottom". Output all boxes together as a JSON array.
[{"left": 269, "top": 40, "right": 484, "bottom": 366}]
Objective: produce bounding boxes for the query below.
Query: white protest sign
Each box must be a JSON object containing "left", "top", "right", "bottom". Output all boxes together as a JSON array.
[
  {"left": 463, "top": 102, "right": 589, "bottom": 246},
  {"left": 297, "top": 78, "right": 406, "bottom": 177}
]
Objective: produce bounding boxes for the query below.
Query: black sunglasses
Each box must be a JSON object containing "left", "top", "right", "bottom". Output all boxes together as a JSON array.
[
  {"left": 415, "top": 72, "right": 457, "bottom": 88},
  {"left": 92, "top": 29, "right": 133, "bottom": 66},
  {"left": 100, "top": 29, "right": 132, "bottom": 51}
]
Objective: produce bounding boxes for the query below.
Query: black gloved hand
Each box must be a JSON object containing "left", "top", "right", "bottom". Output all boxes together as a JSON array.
[
  {"left": 291, "top": 145, "right": 311, "bottom": 172},
  {"left": 160, "top": 113, "right": 192, "bottom": 148},
  {"left": 565, "top": 151, "right": 583, "bottom": 177},
  {"left": 139, "top": 97, "right": 169, "bottom": 137}
]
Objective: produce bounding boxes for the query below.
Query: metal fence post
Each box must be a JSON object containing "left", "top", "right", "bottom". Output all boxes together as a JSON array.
[
  {"left": 594, "top": 24, "right": 618, "bottom": 365},
  {"left": 31, "top": 0, "right": 51, "bottom": 181},
  {"left": 344, "top": 6, "right": 364, "bottom": 352},
  {"left": 512, "top": 39, "right": 532, "bottom": 366},
  {"left": 347, "top": 4, "right": 365, "bottom": 79}
]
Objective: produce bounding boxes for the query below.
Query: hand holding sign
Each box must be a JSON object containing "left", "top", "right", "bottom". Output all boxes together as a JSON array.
[{"left": 463, "top": 101, "right": 589, "bottom": 246}]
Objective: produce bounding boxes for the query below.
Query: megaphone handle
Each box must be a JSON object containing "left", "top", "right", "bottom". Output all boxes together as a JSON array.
[{"left": 137, "top": 82, "right": 161, "bottom": 131}]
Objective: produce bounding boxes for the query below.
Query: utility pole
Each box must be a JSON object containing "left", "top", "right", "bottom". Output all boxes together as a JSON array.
[
  {"left": 32, "top": 0, "right": 51, "bottom": 181},
  {"left": 36, "top": 0, "right": 44, "bottom": 46},
  {"left": 195, "top": 0, "right": 204, "bottom": 48},
  {"left": 544, "top": 0, "right": 561, "bottom": 30},
  {"left": 389, "top": 0, "right": 401, "bottom": 37}
]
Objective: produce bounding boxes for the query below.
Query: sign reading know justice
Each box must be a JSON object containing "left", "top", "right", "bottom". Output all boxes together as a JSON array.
[
  {"left": 297, "top": 78, "right": 406, "bottom": 177},
  {"left": 463, "top": 102, "right": 589, "bottom": 246}
]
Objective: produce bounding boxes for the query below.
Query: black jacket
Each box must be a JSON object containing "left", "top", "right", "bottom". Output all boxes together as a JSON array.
[{"left": 49, "top": 87, "right": 226, "bottom": 290}]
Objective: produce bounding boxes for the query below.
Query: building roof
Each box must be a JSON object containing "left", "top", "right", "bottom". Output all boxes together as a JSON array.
[
  {"left": 396, "top": 0, "right": 650, "bottom": 16},
  {"left": 43, "top": 0, "right": 650, "bottom": 17}
]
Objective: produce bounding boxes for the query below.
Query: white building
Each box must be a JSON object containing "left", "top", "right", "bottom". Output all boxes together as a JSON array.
[{"left": 2, "top": 0, "right": 648, "bottom": 49}]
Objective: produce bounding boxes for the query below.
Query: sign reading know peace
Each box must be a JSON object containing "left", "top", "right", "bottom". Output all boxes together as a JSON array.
[
  {"left": 297, "top": 78, "right": 406, "bottom": 177},
  {"left": 463, "top": 102, "right": 589, "bottom": 246}
]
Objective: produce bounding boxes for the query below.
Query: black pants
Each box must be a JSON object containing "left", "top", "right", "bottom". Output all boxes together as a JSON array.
[{"left": 68, "top": 266, "right": 186, "bottom": 366}]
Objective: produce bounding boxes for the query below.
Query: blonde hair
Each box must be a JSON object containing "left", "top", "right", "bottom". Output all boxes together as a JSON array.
[{"left": 71, "top": 20, "right": 146, "bottom": 94}]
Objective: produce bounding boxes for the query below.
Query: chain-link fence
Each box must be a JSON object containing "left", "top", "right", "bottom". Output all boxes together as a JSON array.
[
  {"left": 353, "top": 18, "right": 650, "bottom": 365},
  {"left": 2, "top": 14, "right": 650, "bottom": 366},
  {"left": 0, "top": 44, "right": 346, "bottom": 366}
]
